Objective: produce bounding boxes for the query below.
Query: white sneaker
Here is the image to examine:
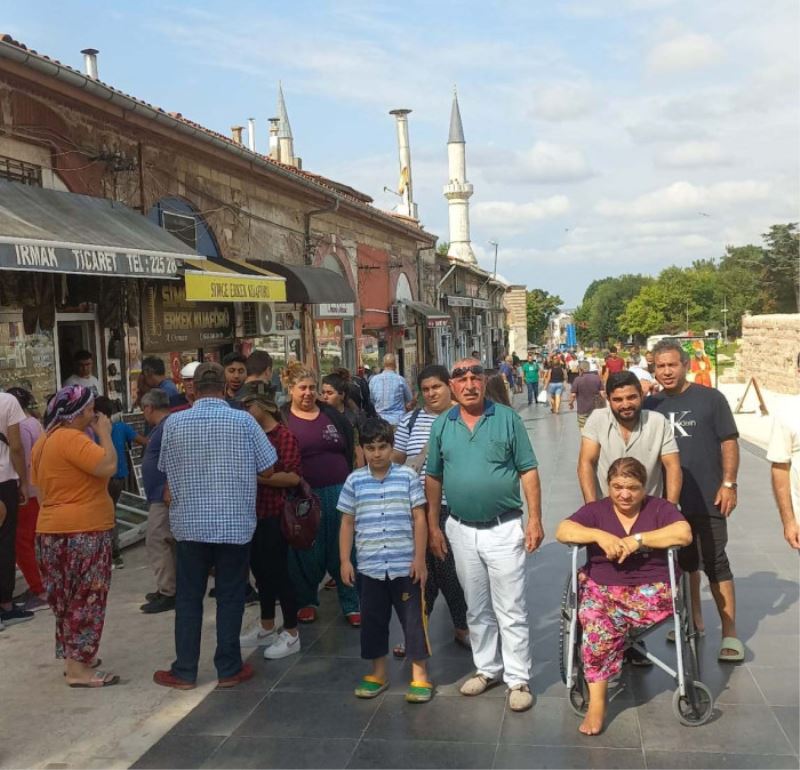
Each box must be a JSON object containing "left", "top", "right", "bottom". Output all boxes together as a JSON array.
[
  {"left": 240, "top": 626, "right": 278, "bottom": 648},
  {"left": 263, "top": 630, "right": 300, "bottom": 659}
]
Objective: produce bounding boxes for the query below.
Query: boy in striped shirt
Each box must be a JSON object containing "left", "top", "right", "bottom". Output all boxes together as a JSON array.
[{"left": 339, "top": 418, "right": 432, "bottom": 703}]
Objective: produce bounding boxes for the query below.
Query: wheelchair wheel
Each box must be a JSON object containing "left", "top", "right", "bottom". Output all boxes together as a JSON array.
[
  {"left": 559, "top": 573, "right": 577, "bottom": 685},
  {"left": 569, "top": 682, "right": 589, "bottom": 716},
  {"left": 672, "top": 680, "right": 713, "bottom": 726}
]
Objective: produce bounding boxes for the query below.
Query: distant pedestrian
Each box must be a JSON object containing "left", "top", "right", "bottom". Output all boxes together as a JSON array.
[
  {"left": 522, "top": 352, "right": 540, "bottom": 406},
  {"left": 153, "top": 363, "right": 277, "bottom": 690},
  {"left": 339, "top": 418, "right": 432, "bottom": 703},
  {"left": 628, "top": 354, "right": 655, "bottom": 396},
  {"left": 138, "top": 389, "right": 176, "bottom": 614},
  {"left": 368, "top": 354, "right": 413, "bottom": 425},
  {"left": 767, "top": 409, "right": 800, "bottom": 549},
  {"left": 32, "top": 386, "right": 119, "bottom": 686},
  {"left": 602, "top": 346, "right": 625, "bottom": 382},
  {"left": 568, "top": 361, "right": 604, "bottom": 429},
  {"left": 426, "top": 359, "right": 543, "bottom": 712},
  {"left": 499, "top": 356, "right": 515, "bottom": 395},
  {"left": 543, "top": 356, "right": 566, "bottom": 413}
]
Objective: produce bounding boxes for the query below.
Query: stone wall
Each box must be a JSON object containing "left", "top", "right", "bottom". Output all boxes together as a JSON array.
[
  {"left": 739, "top": 313, "right": 800, "bottom": 393},
  {"left": 505, "top": 286, "right": 528, "bottom": 357}
]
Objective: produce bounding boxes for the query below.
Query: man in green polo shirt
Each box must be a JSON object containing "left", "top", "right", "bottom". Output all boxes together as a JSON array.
[
  {"left": 426, "top": 358, "right": 544, "bottom": 713},
  {"left": 522, "top": 352, "right": 540, "bottom": 406}
]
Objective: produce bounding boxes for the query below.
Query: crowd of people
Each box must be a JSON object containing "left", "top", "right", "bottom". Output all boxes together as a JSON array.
[{"left": 0, "top": 338, "right": 796, "bottom": 735}]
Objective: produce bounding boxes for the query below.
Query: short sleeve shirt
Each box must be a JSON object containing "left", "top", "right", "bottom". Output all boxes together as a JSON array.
[
  {"left": 394, "top": 408, "right": 447, "bottom": 504},
  {"left": 0, "top": 393, "right": 26, "bottom": 483},
  {"left": 142, "top": 417, "right": 168, "bottom": 504},
  {"left": 426, "top": 400, "right": 537, "bottom": 522},
  {"left": 522, "top": 362, "right": 539, "bottom": 383},
  {"left": 766, "top": 409, "right": 800, "bottom": 520},
  {"left": 646, "top": 385, "right": 738, "bottom": 516},
  {"left": 369, "top": 371, "right": 412, "bottom": 425},
  {"left": 572, "top": 372, "right": 603, "bottom": 414},
  {"left": 111, "top": 421, "right": 137, "bottom": 479},
  {"left": 569, "top": 497, "right": 686, "bottom": 585},
  {"left": 337, "top": 464, "right": 426, "bottom": 579},
  {"left": 582, "top": 408, "right": 678, "bottom": 498}
]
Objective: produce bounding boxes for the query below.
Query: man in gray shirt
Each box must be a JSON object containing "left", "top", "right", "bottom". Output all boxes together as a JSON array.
[{"left": 579, "top": 371, "right": 682, "bottom": 504}]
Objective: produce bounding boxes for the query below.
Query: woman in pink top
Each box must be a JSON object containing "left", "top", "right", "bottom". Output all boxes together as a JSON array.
[{"left": 7, "top": 388, "right": 45, "bottom": 610}]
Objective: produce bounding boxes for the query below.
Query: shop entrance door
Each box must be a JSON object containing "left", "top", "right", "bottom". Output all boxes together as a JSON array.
[{"left": 54, "top": 313, "right": 103, "bottom": 392}]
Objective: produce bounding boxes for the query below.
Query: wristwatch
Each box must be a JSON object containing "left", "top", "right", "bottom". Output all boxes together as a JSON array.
[
  {"left": 722, "top": 481, "right": 738, "bottom": 490},
  {"left": 633, "top": 533, "right": 643, "bottom": 545}
]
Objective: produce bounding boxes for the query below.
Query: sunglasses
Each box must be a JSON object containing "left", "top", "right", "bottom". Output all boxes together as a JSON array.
[{"left": 450, "top": 365, "right": 485, "bottom": 379}]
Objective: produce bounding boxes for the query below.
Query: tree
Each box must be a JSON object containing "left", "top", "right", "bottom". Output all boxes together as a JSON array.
[
  {"left": 574, "top": 274, "right": 652, "bottom": 345},
  {"left": 761, "top": 223, "right": 799, "bottom": 312},
  {"left": 436, "top": 240, "right": 450, "bottom": 257},
  {"left": 526, "top": 289, "right": 563, "bottom": 344}
]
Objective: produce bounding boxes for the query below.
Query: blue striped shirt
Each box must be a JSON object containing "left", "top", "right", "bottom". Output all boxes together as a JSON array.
[{"left": 337, "top": 463, "right": 426, "bottom": 579}]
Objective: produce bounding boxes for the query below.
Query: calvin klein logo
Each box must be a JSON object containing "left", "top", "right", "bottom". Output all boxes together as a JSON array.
[{"left": 667, "top": 410, "right": 697, "bottom": 438}]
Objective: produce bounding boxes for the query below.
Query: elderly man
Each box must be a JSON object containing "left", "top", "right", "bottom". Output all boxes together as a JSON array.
[
  {"left": 368, "top": 353, "right": 413, "bottom": 425},
  {"left": 154, "top": 363, "right": 277, "bottom": 689},
  {"left": 647, "top": 340, "right": 743, "bottom": 662},
  {"left": 426, "top": 358, "right": 543, "bottom": 712},
  {"left": 139, "top": 389, "right": 176, "bottom": 614}
]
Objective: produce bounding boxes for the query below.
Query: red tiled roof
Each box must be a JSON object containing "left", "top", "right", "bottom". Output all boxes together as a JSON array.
[{"left": 0, "top": 34, "right": 433, "bottom": 238}]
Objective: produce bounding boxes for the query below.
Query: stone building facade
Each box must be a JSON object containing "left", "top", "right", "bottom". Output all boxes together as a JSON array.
[{"left": 739, "top": 313, "right": 800, "bottom": 394}]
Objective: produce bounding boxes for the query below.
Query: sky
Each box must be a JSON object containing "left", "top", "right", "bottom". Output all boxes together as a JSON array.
[{"left": 6, "top": 0, "right": 799, "bottom": 306}]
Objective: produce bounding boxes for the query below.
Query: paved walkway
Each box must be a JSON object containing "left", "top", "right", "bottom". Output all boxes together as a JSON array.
[{"left": 2, "top": 396, "right": 797, "bottom": 768}]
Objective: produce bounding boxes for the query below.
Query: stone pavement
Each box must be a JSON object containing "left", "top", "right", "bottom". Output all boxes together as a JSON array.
[{"left": 2, "top": 394, "right": 798, "bottom": 769}]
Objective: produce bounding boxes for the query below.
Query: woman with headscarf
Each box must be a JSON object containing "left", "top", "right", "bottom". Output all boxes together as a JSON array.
[{"left": 31, "top": 385, "right": 120, "bottom": 687}]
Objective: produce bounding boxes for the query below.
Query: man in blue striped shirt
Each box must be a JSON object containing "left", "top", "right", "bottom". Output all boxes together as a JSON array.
[{"left": 338, "top": 418, "right": 432, "bottom": 703}]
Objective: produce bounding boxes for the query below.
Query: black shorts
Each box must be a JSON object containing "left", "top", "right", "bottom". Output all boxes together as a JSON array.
[
  {"left": 357, "top": 573, "right": 431, "bottom": 661},
  {"left": 679, "top": 511, "right": 732, "bottom": 583}
]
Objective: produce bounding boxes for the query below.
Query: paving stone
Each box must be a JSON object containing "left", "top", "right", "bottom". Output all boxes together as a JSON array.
[
  {"left": 131, "top": 734, "right": 224, "bottom": 769},
  {"left": 201, "top": 736, "right": 357, "bottom": 768},
  {"left": 644, "top": 750, "right": 798, "bottom": 769},
  {"left": 493, "top": 745, "right": 646, "bottom": 769},
  {"left": 347, "top": 739, "right": 497, "bottom": 769}
]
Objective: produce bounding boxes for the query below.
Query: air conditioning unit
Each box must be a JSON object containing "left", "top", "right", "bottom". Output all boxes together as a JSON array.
[
  {"left": 257, "top": 304, "right": 276, "bottom": 335},
  {"left": 390, "top": 304, "right": 407, "bottom": 327}
]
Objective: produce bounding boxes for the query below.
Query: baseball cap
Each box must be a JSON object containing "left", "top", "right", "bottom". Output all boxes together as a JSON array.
[
  {"left": 193, "top": 362, "right": 225, "bottom": 387},
  {"left": 180, "top": 361, "right": 201, "bottom": 379}
]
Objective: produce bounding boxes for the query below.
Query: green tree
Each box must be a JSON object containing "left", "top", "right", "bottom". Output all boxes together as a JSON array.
[
  {"left": 526, "top": 289, "right": 563, "bottom": 344},
  {"left": 575, "top": 274, "right": 651, "bottom": 345},
  {"left": 436, "top": 240, "right": 450, "bottom": 256},
  {"left": 761, "top": 223, "right": 799, "bottom": 312}
]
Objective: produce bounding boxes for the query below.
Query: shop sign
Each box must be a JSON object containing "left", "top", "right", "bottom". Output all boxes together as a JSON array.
[
  {"left": 0, "top": 242, "right": 181, "bottom": 279},
  {"left": 447, "top": 295, "right": 472, "bottom": 307},
  {"left": 315, "top": 318, "right": 343, "bottom": 345},
  {"left": 426, "top": 317, "right": 451, "bottom": 329},
  {"left": 141, "top": 282, "right": 233, "bottom": 351},
  {"left": 472, "top": 298, "right": 490, "bottom": 310},
  {"left": 315, "top": 302, "right": 355, "bottom": 318},
  {"left": 184, "top": 271, "right": 285, "bottom": 303}
]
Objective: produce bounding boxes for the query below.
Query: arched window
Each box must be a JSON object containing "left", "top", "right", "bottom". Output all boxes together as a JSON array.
[
  {"left": 147, "top": 197, "right": 221, "bottom": 258},
  {"left": 395, "top": 273, "right": 413, "bottom": 302}
]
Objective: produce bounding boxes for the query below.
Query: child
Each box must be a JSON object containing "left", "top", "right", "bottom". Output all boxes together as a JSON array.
[{"left": 338, "top": 417, "right": 432, "bottom": 703}]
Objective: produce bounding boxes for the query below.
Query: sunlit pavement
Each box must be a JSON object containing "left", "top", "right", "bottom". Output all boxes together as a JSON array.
[{"left": 3, "top": 395, "right": 796, "bottom": 769}]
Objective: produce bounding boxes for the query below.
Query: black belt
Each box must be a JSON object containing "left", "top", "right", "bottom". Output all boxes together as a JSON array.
[{"left": 449, "top": 510, "right": 522, "bottom": 529}]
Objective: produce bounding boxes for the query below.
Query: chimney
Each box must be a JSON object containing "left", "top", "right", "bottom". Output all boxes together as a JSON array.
[
  {"left": 268, "top": 117, "right": 280, "bottom": 160},
  {"left": 80, "top": 48, "right": 99, "bottom": 80},
  {"left": 247, "top": 117, "right": 256, "bottom": 152},
  {"left": 389, "top": 108, "right": 417, "bottom": 219},
  {"left": 231, "top": 126, "right": 244, "bottom": 145}
]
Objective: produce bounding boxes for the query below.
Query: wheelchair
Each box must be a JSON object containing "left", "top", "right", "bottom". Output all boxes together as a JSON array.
[{"left": 559, "top": 545, "right": 714, "bottom": 726}]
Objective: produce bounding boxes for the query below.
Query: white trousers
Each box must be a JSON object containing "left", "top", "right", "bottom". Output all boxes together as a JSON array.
[{"left": 445, "top": 515, "right": 531, "bottom": 687}]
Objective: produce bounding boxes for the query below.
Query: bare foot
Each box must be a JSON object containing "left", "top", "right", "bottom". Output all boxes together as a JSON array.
[{"left": 578, "top": 708, "right": 604, "bottom": 735}]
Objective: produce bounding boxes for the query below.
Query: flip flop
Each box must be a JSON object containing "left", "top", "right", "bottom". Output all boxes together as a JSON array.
[
  {"left": 64, "top": 658, "right": 102, "bottom": 676},
  {"left": 718, "top": 636, "right": 745, "bottom": 662},
  {"left": 405, "top": 680, "right": 434, "bottom": 703},
  {"left": 68, "top": 670, "right": 120, "bottom": 688},
  {"left": 354, "top": 675, "right": 389, "bottom": 699},
  {"left": 667, "top": 628, "right": 705, "bottom": 643}
]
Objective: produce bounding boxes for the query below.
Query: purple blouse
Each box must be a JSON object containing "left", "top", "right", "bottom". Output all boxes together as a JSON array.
[{"left": 286, "top": 410, "right": 350, "bottom": 490}]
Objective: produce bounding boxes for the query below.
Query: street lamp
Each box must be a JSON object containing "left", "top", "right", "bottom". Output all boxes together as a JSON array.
[{"left": 721, "top": 295, "right": 729, "bottom": 344}]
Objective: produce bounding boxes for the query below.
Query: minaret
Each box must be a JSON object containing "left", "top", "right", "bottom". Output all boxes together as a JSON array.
[
  {"left": 444, "top": 89, "right": 476, "bottom": 264},
  {"left": 277, "top": 82, "right": 295, "bottom": 166}
]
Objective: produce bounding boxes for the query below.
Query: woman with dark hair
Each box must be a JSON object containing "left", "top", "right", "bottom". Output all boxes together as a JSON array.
[
  {"left": 485, "top": 371, "right": 511, "bottom": 406},
  {"left": 31, "top": 386, "right": 120, "bottom": 687},
  {"left": 240, "top": 391, "right": 303, "bottom": 659},
  {"left": 555, "top": 457, "right": 692, "bottom": 735},
  {"left": 320, "top": 369, "right": 365, "bottom": 467},
  {"left": 281, "top": 363, "right": 359, "bottom": 626},
  {"left": 543, "top": 356, "right": 566, "bottom": 413}
]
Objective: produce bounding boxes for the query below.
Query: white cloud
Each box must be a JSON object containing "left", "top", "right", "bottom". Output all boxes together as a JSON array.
[
  {"left": 472, "top": 196, "right": 571, "bottom": 234},
  {"left": 646, "top": 33, "right": 722, "bottom": 74},
  {"left": 481, "top": 142, "right": 593, "bottom": 184},
  {"left": 531, "top": 81, "right": 597, "bottom": 122},
  {"left": 596, "top": 180, "right": 770, "bottom": 219},
  {"left": 657, "top": 140, "right": 732, "bottom": 168}
]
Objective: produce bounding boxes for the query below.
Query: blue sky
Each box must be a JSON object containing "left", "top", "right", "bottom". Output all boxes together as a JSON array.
[{"left": 7, "top": 0, "right": 799, "bottom": 306}]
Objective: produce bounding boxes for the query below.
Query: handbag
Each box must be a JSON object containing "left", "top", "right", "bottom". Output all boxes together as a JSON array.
[{"left": 281, "top": 479, "right": 321, "bottom": 550}]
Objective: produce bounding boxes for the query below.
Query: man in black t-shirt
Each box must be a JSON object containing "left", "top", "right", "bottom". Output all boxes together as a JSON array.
[{"left": 646, "top": 340, "right": 743, "bottom": 662}]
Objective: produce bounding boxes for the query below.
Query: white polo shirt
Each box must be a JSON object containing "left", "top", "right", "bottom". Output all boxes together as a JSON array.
[{"left": 766, "top": 409, "right": 800, "bottom": 521}]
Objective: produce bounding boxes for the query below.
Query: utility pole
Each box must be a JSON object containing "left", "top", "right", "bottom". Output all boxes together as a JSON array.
[
  {"left": 685, "top": 301, "right": 690, "bottom": 334},
  {"left": 721, "top": 295, "right": 729, "bottom": 344}
]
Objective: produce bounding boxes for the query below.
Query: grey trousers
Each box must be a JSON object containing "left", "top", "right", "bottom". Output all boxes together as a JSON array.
[{"left": 147, "top": 502, "right": 176, "bottom": 597}]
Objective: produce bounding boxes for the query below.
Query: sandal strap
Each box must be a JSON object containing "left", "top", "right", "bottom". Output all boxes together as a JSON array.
[{"left": 409, "top": 680, "right": 433, "bottom": 690}]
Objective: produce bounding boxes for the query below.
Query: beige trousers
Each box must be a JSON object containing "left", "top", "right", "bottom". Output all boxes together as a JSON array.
[{"left": 146, "top": 502, "right": 176, "bottom": 597}]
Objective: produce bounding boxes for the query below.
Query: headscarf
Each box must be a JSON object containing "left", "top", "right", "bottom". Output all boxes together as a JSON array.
[{"left": 43, "top": 385, "right": 95, "bottom": 432}]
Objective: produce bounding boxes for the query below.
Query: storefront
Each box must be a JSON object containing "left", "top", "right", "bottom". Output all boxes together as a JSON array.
[
  {"left": 400, "top": 300, "right": 451, "bottom": 372},
  {"left": 315, "top": 302, "right": 356, "bottom": 375},
  {"left": 0, "top": 180, "right": 199, "bottom": 408}
]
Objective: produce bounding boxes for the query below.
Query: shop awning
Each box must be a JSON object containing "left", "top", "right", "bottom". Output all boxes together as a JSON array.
[
  {"left": 0, "top": 180, "right": 199, "bottom": 279},
  {"left": 183, "top": 256, "right": 286, "bottom": 303},
  {"left": 402, "top": 300, "right": 451, "bottom": 328},
  {"left": 258, "top": 261, "right": 356, "bottom": 304}
]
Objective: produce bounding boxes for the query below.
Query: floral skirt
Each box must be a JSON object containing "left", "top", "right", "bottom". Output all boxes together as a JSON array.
[
  {"left": 36, "top": 531, "right": 112, "bottom": 663},
  {"left": 578, "top": 569, "right": 672, "bottom": 683}
]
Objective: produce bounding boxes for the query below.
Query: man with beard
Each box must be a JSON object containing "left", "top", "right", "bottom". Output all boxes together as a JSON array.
[
  {"left": 426, "top": 358, "right": 543, "bottom": 712},
  {"left": 647, "top": 339, "right": 743, "bottom": 662},
  {"left": 579, "top": 371, "right": 682, "bottom": 505}
]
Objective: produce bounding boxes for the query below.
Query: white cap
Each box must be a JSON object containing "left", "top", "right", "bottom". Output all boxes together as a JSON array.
[{"left": 180, "top": 361, "right": 201, "bottom": 379}]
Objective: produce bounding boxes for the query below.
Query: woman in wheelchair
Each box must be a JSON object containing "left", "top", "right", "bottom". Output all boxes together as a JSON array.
[{"left": 556, "top": 457, "right": 692, "bottom": 735}]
